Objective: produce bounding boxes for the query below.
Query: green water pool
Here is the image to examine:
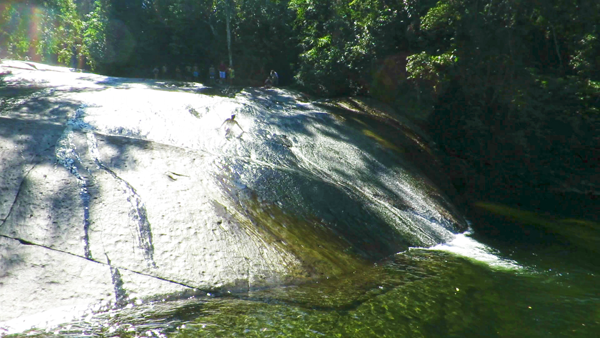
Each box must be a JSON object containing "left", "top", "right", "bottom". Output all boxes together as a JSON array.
[{"left": 168, "top": 248, "right": 598, "bottom": 337}]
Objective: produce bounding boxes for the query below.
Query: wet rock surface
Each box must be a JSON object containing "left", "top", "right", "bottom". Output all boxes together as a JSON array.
[{"left": 0, "top": 61, "right": 466, "bottom": 334}]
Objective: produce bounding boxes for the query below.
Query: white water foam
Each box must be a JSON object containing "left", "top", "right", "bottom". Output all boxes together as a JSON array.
[{"left": 416, "top": 230, "right": 523, "bottom": 270}]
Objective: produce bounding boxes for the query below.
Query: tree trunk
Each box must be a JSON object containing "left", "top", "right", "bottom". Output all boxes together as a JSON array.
[
  {"left": 206, "top": 20, "right": 217, "bottom": 37},
  {"left": 226, "top": 0, "right": 233, "bottom": 67},
  {"left": 550, "top": 24, "right": 563, "bottom": 71}
]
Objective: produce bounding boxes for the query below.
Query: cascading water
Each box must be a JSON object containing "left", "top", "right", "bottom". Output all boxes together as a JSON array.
[
  {"left": 54, "top": 105, "right": 94, "bottom": 259},
  {"left": 70, "top": 85, "right": 466, "bottom": 257}
]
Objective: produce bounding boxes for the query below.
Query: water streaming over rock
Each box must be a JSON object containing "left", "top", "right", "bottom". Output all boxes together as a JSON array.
[
  {"left": 54, "top": 105, "right": 94, "bottom": 258},
  {"left": 0, "top": 61, "right": 470, "bottom": 334}
]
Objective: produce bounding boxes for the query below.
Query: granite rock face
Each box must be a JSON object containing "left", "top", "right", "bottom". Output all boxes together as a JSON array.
[{"left": 0, "top": 61, "right": 466, "bottom": 333}]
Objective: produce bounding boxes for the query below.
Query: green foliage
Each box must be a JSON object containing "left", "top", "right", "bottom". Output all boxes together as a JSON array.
[
  {"left": 1, "top": 0, "right": 298, "bottom": 79},
  {"left": 0, "top": 2, "right": 34, "bottom": 59},
  {"left": 82, "top": 0, "right": 110, "bottom": 71},
  {"left": 289, "top": 0, "right": 422, "bottom": 95},
  {"left": 570, "top": 33, "right": 600, "bottom": 79},
  {"left": 414, "top": 0, "right": 600, "bottom": 199},
  {"left": 0, "top": 1, "right": 597, "bottom": 204},
  {"left": 232, "top": 0, "right": 297, "bottom": 84},
  {"left": 55, "top": 0, "right": 83, "bottom": 65},
  {"left": 0, "top": 1, "right": 82, "bottom": 65},
  {"left": 420, "top": 0, "right": 461, "bottom": 32},
  {"left": 406, "top": 50, "right": 456, "bottom": 84}
]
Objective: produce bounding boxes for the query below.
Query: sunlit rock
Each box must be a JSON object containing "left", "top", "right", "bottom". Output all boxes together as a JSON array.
[{"left": 0, "top": 60, "right": 467, "bottom": 333}]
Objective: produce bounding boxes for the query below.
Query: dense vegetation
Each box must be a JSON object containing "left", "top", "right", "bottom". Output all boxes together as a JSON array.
[{"left": 1, "top": 0, "right": 598, "bottom": 215}]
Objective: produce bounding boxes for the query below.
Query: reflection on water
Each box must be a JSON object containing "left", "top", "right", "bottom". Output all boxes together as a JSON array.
[{"left": 20, "top": 233, "right": 599, "bottom": 338}]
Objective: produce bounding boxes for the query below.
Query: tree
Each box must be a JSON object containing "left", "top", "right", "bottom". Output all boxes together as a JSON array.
[
  {"left": 407, "top": 0, "right": 600, "bottom": 199},
  {"left": 0, "top": 0, "right": 84, "bottom": 65},
  {"left": 288, "top": 0, "right": 437, "bottom": 96}
]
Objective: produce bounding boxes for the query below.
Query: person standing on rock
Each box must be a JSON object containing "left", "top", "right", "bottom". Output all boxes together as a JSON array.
[
  {"left": 193, "top": 64, "right": 199, "bottom": 82},
  {"left": 264, "top": 70, "right": 278, "bottom": 88},
  {"left": 209, "top": 65, "right": 216, "bottom": 85},
  {"left": 270, "top": 70, "right": 279, "bottom": 86},
  {"left": 186, "top": 65, "right": 192, "bottom": 81},
  {"left": 219, "top": 61, "right": 227, "bottom": 84},
  {"left": 229, "top": 66, "right": 235, "bottom": 85}
]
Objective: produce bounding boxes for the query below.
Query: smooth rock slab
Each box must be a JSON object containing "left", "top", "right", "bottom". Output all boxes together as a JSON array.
[
  {"left": 0, "top": 60, "right": 467, "bottom": 333},
  {"left": 0, "top": 236, "right": 190, "bottom": 334}
]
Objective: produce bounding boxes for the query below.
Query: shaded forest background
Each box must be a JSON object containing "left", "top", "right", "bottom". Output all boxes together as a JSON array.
[{"left": 1, "top": 0, "right": 598, "bottom": 218}]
